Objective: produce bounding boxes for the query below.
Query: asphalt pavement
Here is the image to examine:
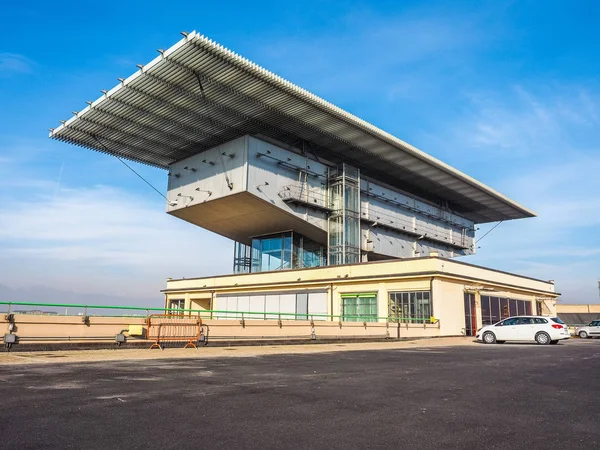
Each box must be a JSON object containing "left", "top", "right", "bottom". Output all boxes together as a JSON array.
[{"left": 0, "top": 339, "right": 598, "bottom": 450}]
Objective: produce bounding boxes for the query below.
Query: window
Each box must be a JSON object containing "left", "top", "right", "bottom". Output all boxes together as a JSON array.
[
  {"left": 389, "top": 291, "right": 432, "bottom": 323},
  {"left": 296, "top": 292, "right": 308, "bottom": 321},
  {"left": 550, "top": 317, "right": 565, "bottom": 324},
  {"left": 292, "top": 234, "right": 326, "bottom": 269},
  {"left": 534, "top": 318, "right": 548, "bottom": 324},
  {"left": 518, "top": 317, "right": 534, "bottom": 325},
  {"left": 481, "top": 296, "right": 533, "bottom": 324},
  {"left": 248, "top": 232, "right": 325, "bottom": 273},
  {"left": 500, "top": 318, "right": 518, "bottom": 326},
  {"left": 341, "top": 294, "right": 377, "bottom": 322},
  {"left": 214, "top": 290, "right": 328, "bottom": 320},
  {"left": 169, "top": 299, "right": 185, "bottom": 315},
  {"left": 252, "top": 233, "right": 291, "bottom": 272}
]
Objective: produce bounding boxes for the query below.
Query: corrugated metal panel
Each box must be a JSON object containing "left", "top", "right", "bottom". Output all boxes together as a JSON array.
[{"left": 49, "top": 31, "right": 535, "bottom": 223}]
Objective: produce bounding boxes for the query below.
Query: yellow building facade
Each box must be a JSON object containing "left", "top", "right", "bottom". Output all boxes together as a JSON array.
[{"left": 164, "top": 254, "right": 558, "bottom": 338}]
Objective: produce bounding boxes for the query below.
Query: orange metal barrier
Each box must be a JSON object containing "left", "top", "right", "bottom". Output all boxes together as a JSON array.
[{"left": 147, "top": 314, "right": 203, "bottom": 350}]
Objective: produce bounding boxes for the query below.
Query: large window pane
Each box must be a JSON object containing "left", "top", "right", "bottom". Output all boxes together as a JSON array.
[
  {"left": 296, "top": 293, "right": 308, "bottom": 320},
  {"left": 490, "top": 297, "right": 500, "bottom": 324},
  {"left": 308, "top": 292, "right": 327, "bottom": 320},
  {"left": 509, "top": 299, "right": 518, "bottom": 316},
  {"left": 388, "top": 291, "right": 432, "bottom": 323},
  {"left": 481, "top": 296, "right": 491, "bottom": 326},
  {"left": 342, "top": 295, "right": 377, "bottom": 322},
  {"left": 283, "top": 234, "right": 292, "bottom": 270},
  {"left": 501, "top": 298, "right": 509, "bottom": 319},
  {"left": 251, "top": 232, "right": 297, "bottom": 273}
]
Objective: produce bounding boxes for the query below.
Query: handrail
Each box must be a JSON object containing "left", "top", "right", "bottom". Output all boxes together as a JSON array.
[{"left": 0, "top": 300, "right": 438, "bottom": 323}]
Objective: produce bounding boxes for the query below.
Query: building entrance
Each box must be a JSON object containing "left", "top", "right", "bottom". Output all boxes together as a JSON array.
[{"left": 464, "top": 293, "right": 477, "bottom": 336}]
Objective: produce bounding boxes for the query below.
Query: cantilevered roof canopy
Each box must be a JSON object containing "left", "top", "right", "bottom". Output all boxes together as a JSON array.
[{"left": 50, "top": 31, "right": 535, "bottom": 223}]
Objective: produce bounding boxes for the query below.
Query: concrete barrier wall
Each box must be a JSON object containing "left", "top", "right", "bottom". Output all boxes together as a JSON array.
[
  {"left": 3, "top": 315, "right": 146, "bottom": 340},
  {"left": 1, "top": 314, "right": 442, "bottom": 346},
  {"left": 556, "top": 304, "right": 600, "bottom": 314}
]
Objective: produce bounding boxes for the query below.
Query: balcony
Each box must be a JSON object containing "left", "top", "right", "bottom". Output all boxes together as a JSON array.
[{"left": 279, "top": 185, "right": 332, "bottom": 213}]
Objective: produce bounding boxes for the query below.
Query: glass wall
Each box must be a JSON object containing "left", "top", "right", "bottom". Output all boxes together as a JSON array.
[
  {"left": 233, "top": 241, "right": 252, "bottom": 274},
  {"left": 292, "top": 234, "right": 326, "bottom": 269},
  {"left": 480, "top": 296, "right": 532, "bottom": 326},
  {"left": 214, "top": 290, "right": 328, "bottom": 320},
  {"left": 328, "top": 163, "right": 360, "bottom": 266},
  {"left": 247, "top": 232, "right": 325, "bottom": 273},
  {"left": 389, "top": 291, "right": 432, "bottom": 323},
  {"left": 251, "top": 233, "right": 291, "bottom": 272}
]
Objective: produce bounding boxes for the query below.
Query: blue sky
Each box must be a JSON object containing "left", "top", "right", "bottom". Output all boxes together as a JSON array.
[{"left": 1, "top": 0, "right": 599, "bottom": 305}]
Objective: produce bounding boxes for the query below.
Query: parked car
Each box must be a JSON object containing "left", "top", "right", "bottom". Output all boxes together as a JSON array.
[
  {"left": 575, "top": 320, "right": 600, "bottom": 339},
  {"left": 476, "top": 316, "right": 570, "bottom": 345}
]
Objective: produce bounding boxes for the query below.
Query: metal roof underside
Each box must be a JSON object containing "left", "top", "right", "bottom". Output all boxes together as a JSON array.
[{"left": 49, "top": 31, "right": 535, "bottom": 224}]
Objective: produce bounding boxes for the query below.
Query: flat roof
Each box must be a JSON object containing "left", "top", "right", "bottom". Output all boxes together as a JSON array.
[
  {"left": 49, "top": 31, "right": 535, "bottom": 223},
  {"left": 163, "top": 255, "right": 558, "bottom": 296}
]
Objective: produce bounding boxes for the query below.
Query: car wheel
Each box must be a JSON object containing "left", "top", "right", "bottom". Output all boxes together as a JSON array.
[
  {"left": 483, "top": 331, "right": 496, "bottom": 344},
  {"left": 535, "top": 332, "right": 551, "bottom": 345},
  {"left": 550, "top": 340, "right": 559, "bottom": 345},
  {"left": 579, "top": 331, "right": 588, "bottom": 339}
]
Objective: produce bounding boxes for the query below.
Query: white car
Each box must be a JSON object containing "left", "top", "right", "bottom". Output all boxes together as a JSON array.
[
  {"left": 476, "top": 316, "right": 570, "bottom": 345},
  {"left": 575, "top": 320, "right": 600, "bottom": 339}
]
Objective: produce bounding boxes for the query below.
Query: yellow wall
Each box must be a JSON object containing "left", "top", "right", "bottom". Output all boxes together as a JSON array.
[
  {"left": 433, "top": 279, "right": 467, "bottom": 336},
  {"left": 165, "top": 257, "right": 556, "bottom": 296},
  {"left": 163, "top": 256, "right": 558, "bottom": 336},
  {"left": 556, "top": 304, "right": 600, "bottom": 314},
  {"left": 333, "top": 278, "right": 430, "bottom": 319}
]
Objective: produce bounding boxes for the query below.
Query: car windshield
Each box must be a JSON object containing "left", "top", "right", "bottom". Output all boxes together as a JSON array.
[{"left": 551, "top": 317, "right": 565, "bottom": 324}]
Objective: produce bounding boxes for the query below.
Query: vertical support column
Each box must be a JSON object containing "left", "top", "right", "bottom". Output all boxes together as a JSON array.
[
  {"left": 377, "top": 282, "right": 387, "bottom": 324},
  {"left": 185, "top": 293, "right": 191, "bottom": 315}
]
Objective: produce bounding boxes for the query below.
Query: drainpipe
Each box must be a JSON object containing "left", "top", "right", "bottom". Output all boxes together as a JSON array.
[
  {"left": 430, "top": 276, "right": 436, "bottom": 329},
  {"left": 430, "top": 277, "right": 434, "bottom": 305}
]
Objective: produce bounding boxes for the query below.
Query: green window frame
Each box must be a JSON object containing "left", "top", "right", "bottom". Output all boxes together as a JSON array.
[{"left": 341, "top": 293, "right": 377, "bottom": 322}]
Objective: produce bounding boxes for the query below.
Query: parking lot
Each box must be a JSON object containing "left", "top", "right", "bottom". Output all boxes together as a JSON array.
[{"left": 1, "top": 339, "right": 598, "bottom": 449}]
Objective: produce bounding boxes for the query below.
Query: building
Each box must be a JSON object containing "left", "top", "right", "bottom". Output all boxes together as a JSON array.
[
  {"left": 556, "top": 303, "right": 600, "bottom": 326},
  {"left": 50, "top": 31, "right": 558, "bottom": 338}
]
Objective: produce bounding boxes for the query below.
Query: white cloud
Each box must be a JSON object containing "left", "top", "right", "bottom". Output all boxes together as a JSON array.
[
  {"left": 424, "top": 80, "right": 600, "bottom": 302},
  {"left": 455, "top": 84, "right": 600, "bottom": 156},
  {"left": 252, "top": 10, "right": 490, "bottom": 101},
  {"left": 0, "top": 53, "right": 36, "bottom": 75},
  {"left": 0, "top": 171, "right": 232, "bottom": 300}
]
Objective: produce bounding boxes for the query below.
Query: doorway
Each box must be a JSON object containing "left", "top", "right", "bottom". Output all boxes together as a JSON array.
[{"left": 464, "top": 293, "right": 477, "bottom": 336}]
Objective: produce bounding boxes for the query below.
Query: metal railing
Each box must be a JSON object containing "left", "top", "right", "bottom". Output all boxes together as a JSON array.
[{"left": 278, "top": 184, "right": 331, "bottom": 211}]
